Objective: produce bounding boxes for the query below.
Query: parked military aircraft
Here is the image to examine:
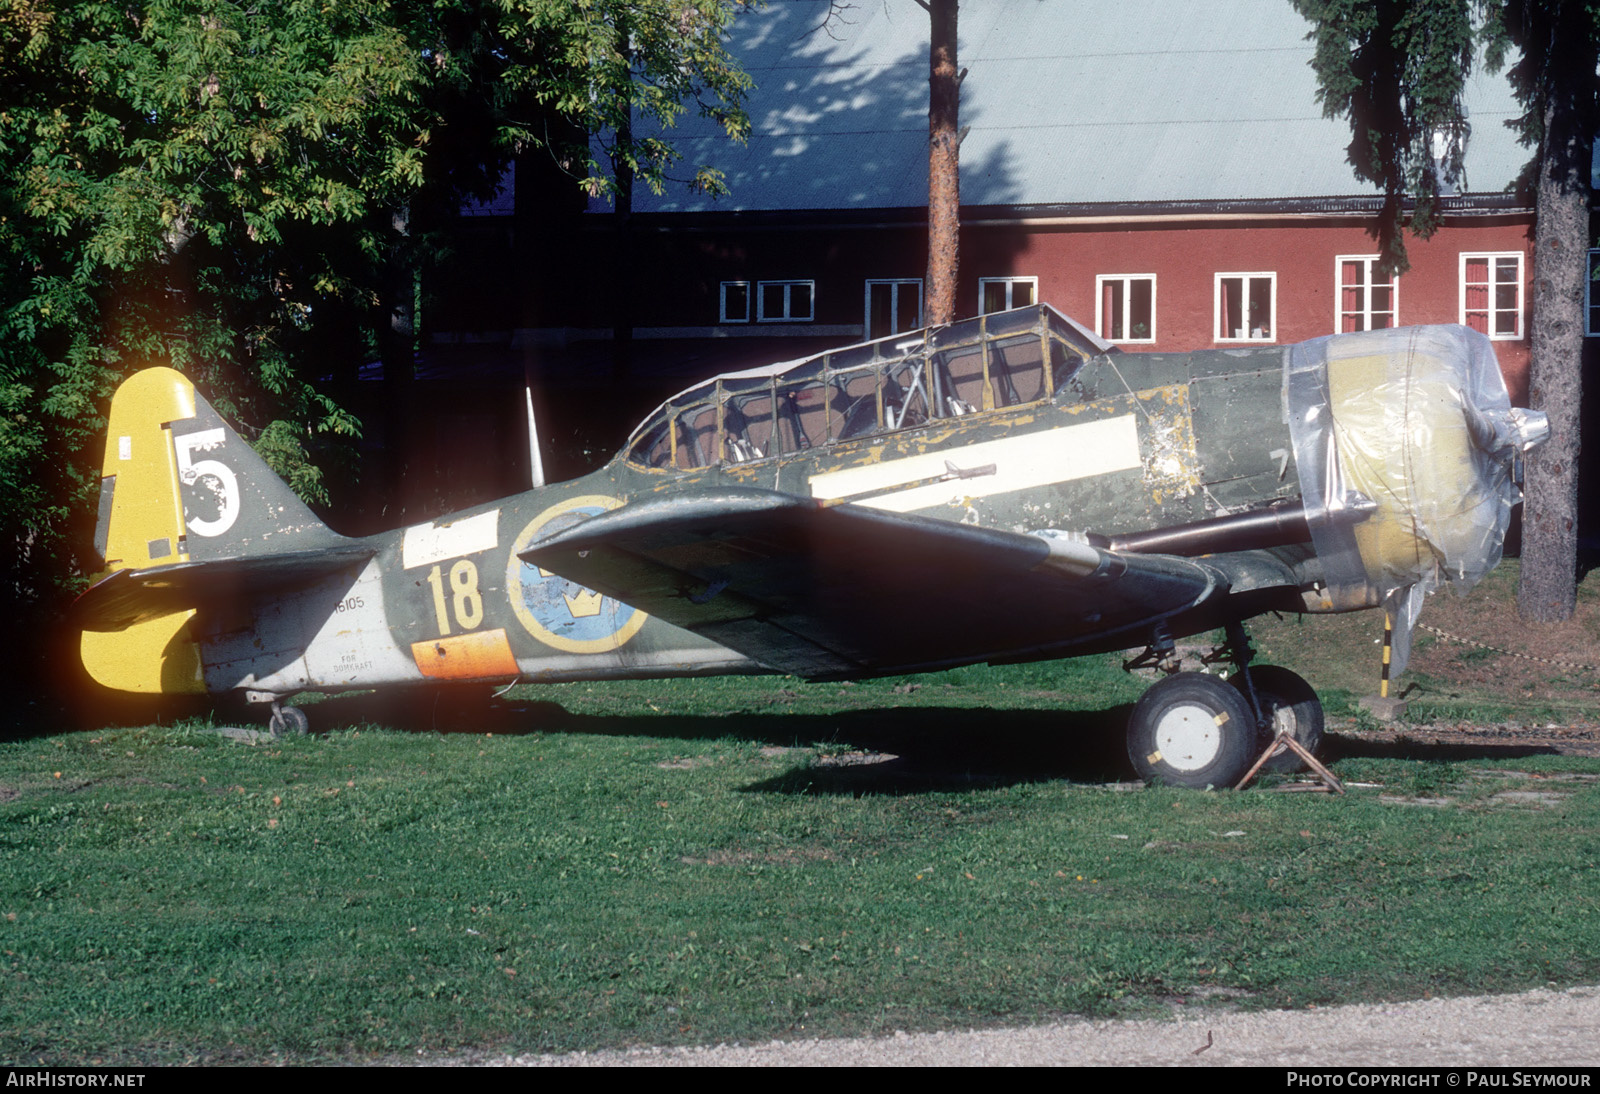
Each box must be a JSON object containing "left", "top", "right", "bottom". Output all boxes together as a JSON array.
[{"left": 75, "top": 305, "right": 1547, "bottom": 787}]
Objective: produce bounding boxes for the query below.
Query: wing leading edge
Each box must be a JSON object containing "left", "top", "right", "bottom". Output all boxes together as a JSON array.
[{"left": 518, "top": 488, "right": 1271, "bottom": 678}]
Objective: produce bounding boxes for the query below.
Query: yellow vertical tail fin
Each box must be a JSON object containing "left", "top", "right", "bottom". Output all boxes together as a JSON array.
[{"left": 80, "top": 368, "right": 343, "bottom": 694}]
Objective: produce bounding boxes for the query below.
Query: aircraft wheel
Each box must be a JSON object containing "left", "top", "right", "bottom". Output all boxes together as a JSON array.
[
  {"left": 269, "top": 706, "right": 309, "bottom": 739},
  {"left": 1127, "top": 672, "right": 1255, "bottom": 789},
  {"left": 1232, "top": 666, "right": 1323, "bottom": 774}
]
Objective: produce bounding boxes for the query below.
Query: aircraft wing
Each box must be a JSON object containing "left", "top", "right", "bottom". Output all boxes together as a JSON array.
[
  {"left": 519, "top": 488, "right": 1278, "bottom": 678},
  {"left": 72, "top": 544, "right": 377, "bottom": 632}
]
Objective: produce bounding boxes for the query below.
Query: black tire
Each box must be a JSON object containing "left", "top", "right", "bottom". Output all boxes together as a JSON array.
[
  {"left": 269, "top": 705, "right": 310, "bottom": 739},
  {"left": 1127, "top": 672, "right": 1256, "bottom": 789},
  {"left": 1231, "top": 665, "right": 1324, "bottom": 774}
]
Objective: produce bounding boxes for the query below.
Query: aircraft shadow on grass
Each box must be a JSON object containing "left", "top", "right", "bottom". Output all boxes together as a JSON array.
[{"left": 283, "top": 691, "right": 1565, "bottom": 797}]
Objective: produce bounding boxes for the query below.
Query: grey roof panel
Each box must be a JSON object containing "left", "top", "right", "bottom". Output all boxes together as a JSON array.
[{"left": 630, "top": 0, "right": 1527, "bottom": 214}]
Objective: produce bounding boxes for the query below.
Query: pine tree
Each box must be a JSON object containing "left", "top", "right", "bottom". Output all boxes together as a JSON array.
[{"left": 916, "top": 0, "right": 960, "bottom": 327}]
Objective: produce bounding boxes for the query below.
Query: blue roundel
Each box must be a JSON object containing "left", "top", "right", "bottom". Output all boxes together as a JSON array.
[{"left": 509, "top": 501, "right": 645, "bottom": 653}]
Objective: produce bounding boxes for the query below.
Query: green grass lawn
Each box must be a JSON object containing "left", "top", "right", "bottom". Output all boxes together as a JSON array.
[{"left": 5, "top": 659, "right": 1600, "bottom": 1064}]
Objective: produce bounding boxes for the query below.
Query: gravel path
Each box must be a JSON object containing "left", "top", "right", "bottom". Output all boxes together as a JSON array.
[{"left": 441, "top": 985, "right": 1600, "bottom": 1067}]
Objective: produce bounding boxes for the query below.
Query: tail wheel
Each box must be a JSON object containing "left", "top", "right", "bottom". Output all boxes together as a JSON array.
[
  {"left": 1127, "top": 672, "right": 1256, "bottom": 789},
  {"left": 1232, "top": 665, "right": 1323, "bottom": 774},
  {"left": 269, "top": 705, "right": 309, "bottom": 739}
]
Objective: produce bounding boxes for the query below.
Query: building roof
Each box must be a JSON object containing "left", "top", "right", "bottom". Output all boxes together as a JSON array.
[{"left": 631, "top": 0, "right": 1527, "bottom": 214}]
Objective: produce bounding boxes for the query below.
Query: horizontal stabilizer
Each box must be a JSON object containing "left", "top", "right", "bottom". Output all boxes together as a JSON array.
[
  {"left": 73, "top": 544, "right": 376, "bottom": 632},
  {"left": 520, "top": 488, "right": 1225, "bottom": 677}
]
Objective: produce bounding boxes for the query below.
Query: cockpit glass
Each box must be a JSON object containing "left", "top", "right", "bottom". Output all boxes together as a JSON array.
[
  {"left": 724, "top": 390, "right": 776, "bottom": 463},
  {"left": 632, "top": 419, "right": 675, "bottom": 469},
  {"left": 677, "top": 405, "right": 718, "bottom": 469},
  {"left": 623, "top": 306, "right": 1105, "bottom": 471},
  {"left": 933, "top": 345, "right": 984, "bottom": 415},
  {"left": 1051, "top": 338, "right": 1088, "bottom": 395},
  {"left": 991, "top": 335, "right": 1046, "bottom": 406},
  {"left": 776, "top": 380, "right": 828, "bottom": 453},
  {"left": 883, "top": 358, "right": 931, "bottom": 430},
  {"left": 832, "top": 368, "right": 882, "bottom": 441}
]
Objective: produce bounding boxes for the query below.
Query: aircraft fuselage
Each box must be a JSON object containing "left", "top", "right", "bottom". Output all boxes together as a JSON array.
[{"left": 196, "top": 313, "right": 1306, "bottom": 697}]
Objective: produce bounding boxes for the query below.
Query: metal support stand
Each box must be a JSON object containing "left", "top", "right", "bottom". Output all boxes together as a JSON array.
[{"left": 1234, "top": 729, "right": 1344, "bottom": 794}]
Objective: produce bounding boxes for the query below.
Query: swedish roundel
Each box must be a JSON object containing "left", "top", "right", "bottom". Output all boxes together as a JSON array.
[{"left": 506, "top": 496, "right": 647, "bottom": 654}]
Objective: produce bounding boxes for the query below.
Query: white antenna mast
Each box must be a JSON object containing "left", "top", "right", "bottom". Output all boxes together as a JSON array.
[{"left": 525, "top": 384, "right": 546, "bottom": 489}]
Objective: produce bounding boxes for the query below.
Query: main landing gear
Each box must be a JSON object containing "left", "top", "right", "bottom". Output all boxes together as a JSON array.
[{"left": 1124, "top": 623, "right": 1323, "bottom": 790}]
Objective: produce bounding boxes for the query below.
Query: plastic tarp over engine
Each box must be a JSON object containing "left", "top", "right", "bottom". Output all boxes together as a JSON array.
[{"left": 1286, "top": 325, "right": 1549, "bottom": 672}]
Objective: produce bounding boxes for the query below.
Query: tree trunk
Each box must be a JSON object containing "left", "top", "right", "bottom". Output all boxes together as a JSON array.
[
  {"left": 611, "top": 108, "right": 635, "bottom": 384},
  {"left": 382, "top": 205, "right": 418, "bottom": 519},
  {"left": 924, "top": 0, "right": 959, "bottom": 327},
  {"left": 611, "top": 26, "right": 635, "bottom": 383},
  {"left": 1517, "top": 66, "right": 1591, "bottom": 622}
]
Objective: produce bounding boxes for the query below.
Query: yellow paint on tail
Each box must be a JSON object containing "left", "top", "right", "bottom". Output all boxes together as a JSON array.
[
  {"left": 80, "top": 368, "right": 206, "bottom": 694},
  {"left": 81, "top": 611, "right": 205, "bottom": 694},
  {"left": 99, "top": 368, "right": 195, "bottom": 570}
]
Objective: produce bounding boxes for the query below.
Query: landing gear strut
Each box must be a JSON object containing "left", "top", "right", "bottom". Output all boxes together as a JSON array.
[{"left": 1232, "top": 664, "right": 1323, "bottom": 775}]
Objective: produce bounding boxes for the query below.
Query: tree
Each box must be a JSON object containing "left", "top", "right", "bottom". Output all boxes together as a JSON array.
[
  {"left": 0, "top": 0, "right": 753, "bottom": 672},
  {"left": 1292, "top": 0, "right": 1599, "bottom": 622},
  {"left": 0, "top": 0, "right": 413, "bottom": 622},
  {"left": 916, "top": 0, "right": 960, "bottom": 326}
]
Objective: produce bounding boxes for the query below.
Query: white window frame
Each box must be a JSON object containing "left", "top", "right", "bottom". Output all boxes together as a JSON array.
[
  {"left": 1095, "top": 274, "right": 1157, "bottom": 344},
  {"left": 978, "top": 276, "right": 1038, "bottom": 315},
  {"left": 756, "top": 280, "right": 815, "bottom": 323},
  {"left": 1214, "top": 272, "right": 1278, "bottom": 343},
  {"left": 864, "top": 279, "right": 923, "bottom": 339},
  {"left": 719, "top": 281, "right": 750, "bottom": 324},
  {"left": 1459, "top": 252, "right": 1524, "bottom": 340},
  {"left": 1335, "top": 256, "right": 1398, "bottom": 333},
  {"left": 1587, "top": 249, "right": 1600, "bottom": 337}
]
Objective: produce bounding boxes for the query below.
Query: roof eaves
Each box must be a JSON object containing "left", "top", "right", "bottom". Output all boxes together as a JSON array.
[{"left": 603, "top": 192, "right": 1532, "bottom": 232}]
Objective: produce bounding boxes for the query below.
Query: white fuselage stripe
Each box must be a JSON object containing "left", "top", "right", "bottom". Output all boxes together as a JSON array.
[
  {"left": 402, "top": 509, "right": 501, "bottom": 569},
  {"left": 807, "top": 415, "right": 1142, "bottom": 513}
]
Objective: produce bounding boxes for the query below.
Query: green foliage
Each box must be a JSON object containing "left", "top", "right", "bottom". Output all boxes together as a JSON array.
[
  {"left": 252, "top": 420, "right": 332, "bottom": 507},
  {"left": 0, "top": 0, "right": 754, "bottom": 626},
  {"left": 1481, "top": 0, "right": 1600, "bottom": 166},
  {"left": 1291, "top": 0, "right": 1600, "bottom": 274},
  {"left": 1292, "top": 0, "right": 1477, "bottom": 273},
  {"left": 491, "top": 0, "right": 756, "bottom": 200}
]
